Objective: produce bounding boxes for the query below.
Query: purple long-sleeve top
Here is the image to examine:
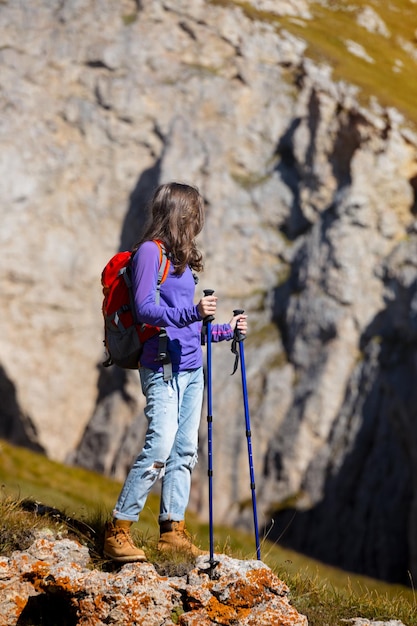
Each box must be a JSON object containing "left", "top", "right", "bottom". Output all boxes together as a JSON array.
[{"left": 132, "top": 240, "right": 234, "bottom": 372}]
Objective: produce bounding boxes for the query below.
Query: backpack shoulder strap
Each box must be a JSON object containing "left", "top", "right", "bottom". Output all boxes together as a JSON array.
[
  {"left": 153, "top": 239, "right": 170, "bottom": 304},
  {"left": 152, "top": 239, "right": 172, "bottom": 381}
]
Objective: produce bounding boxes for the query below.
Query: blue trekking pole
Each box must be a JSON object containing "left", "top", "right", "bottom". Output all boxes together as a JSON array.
[
  {"left": 232, "top": 309, "right": 261, "bottom": 560},
  {"left": 203, "top": 289, "right": 216, "bottom": 569}
]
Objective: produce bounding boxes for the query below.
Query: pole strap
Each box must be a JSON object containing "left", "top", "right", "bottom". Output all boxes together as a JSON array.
[
  {"left": 231, "top": 336, "right": 239, "bottom": 375},
  {"left": 230, "top": 308, "right": 245, "bottom": 375},
  {"left": 155, "top": 328, "right": 172, "bottom": 381}
]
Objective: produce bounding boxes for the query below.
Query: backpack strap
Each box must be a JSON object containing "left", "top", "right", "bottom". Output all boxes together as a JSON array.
[
  {"left": 154, "top": 239, "right": 170, "bottom": 304},
  {"left": 122, "top": 264, "right": 139, "bottom": 326},
  {"left": 153, "top": 240, "right": 172, "bottom": 381}
]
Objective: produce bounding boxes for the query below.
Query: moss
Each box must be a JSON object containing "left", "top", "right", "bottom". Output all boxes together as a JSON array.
[
  {"left": 245, "top": 321, "right": 281, "bottom": 346},
  {"left": 231, "top": 171, "right": 272, "bottom": 189},
  {"left": 122, "top": 12, "right": 138, "bottom": 25},
  {"left": 268, "top": 491, "right": 307, "bottom": 515},
  {"left": 171, "top": 605, "right": 185, "bottom": 623},
  {"left": 209, "top": 0, "right": 281, "bottom": 24},
  {"left": 182, "top": 62, "right": 223, "bottom": 76}
]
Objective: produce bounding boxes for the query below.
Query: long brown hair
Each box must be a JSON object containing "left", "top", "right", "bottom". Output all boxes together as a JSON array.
[{"left": 134, "top": 182, "right": 205, "bottom": 274}]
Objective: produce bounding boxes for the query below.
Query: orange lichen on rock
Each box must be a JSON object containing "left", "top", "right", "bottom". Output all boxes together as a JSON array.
[
  {"left": 205, "top": 595, "right": 251, "bottom": 623},
  {"left": 226, "top": 567, "right": 279, "bottom": 607}
]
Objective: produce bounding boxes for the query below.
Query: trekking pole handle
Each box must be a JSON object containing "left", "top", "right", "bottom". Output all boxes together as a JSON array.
[
  {"left": 203, "top": 289, "right": 215, "bottom": 323},
  {"left": 233, "top": 309, "right": 245, "bottom": 342}
]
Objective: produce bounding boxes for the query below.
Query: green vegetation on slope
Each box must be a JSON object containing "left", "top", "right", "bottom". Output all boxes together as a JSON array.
[
  {"left": 211, "top": 0, "right": 417, "bottom": 125},
  {"left": 284, "top": 0, "right": 417, "bottom": 124},
  {"left": 1, "top": 439, "right": 417, "bottom": 625}
]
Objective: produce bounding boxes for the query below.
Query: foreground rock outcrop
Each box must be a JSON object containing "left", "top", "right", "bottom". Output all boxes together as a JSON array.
[{"left": 0, "top": 533, "right": 307, "bottom": 626}]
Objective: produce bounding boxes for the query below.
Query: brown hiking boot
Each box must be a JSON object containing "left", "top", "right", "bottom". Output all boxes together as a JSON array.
[
  {"left": 103, "top": 520, "right": 147, "bottom": 563},
  {"left": 157, "top": 520, "right": 208, "bottom": 557}
]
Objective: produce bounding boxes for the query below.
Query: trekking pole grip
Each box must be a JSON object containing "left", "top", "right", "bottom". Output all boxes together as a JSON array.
[
  {"left": 203, "top": 289, "right": 215, "bottom": 323},
  {"left": 233, "top": 309, "right": 245, "bottom": 342}
]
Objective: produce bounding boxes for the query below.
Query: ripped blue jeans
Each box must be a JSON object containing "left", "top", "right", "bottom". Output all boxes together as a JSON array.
[{"left": 113, "top": 367, "right": 204, "bottom": 523}]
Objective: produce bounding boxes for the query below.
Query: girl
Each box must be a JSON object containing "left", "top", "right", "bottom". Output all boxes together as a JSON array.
[{"left": 104, "top": 182, "right": 247, "bottom": 562}]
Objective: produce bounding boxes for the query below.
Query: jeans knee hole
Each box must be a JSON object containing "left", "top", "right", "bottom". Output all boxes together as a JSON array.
[
  {"left": 186, "top": 451, "right": 198, "bottom": 471},
  {"left": 150, "top": 461, "right": 166, "bottom": 480}
]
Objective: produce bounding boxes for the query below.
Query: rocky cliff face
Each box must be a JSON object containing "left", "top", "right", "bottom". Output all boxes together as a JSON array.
[{"left": 1, "top": 0, "right": 417, "bottom": 584}]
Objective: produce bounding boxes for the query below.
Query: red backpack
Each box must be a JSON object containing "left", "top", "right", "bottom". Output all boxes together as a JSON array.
[{"left": 101, "top": 240, "right": 171, "bottom": 376}]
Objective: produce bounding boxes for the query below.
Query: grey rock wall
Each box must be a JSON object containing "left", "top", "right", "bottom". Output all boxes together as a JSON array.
[{"left": 1, "top": 0, "right": 417, "bottom": 584}]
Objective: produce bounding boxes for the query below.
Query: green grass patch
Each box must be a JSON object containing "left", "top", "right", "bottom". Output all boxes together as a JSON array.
[
  {"left": 281, "top": 1, "right": 417, "bottom": 124},
  {"left": 210, "top": 0, "right": 417, "bottom": 126},
  {"left": 0, "top": 439, "right": 159, "bottom": 538},
  {"left": 0, "top": 438, "right": 121, "bottom": 513}
]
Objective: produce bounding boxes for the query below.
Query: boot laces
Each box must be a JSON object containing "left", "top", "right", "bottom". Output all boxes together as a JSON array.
[
  {"left": 112, "top": 526, "right": 135, "bottom": 548},
  {"left": 174, "top": 522, "right": 193, "bottom": 545}
]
